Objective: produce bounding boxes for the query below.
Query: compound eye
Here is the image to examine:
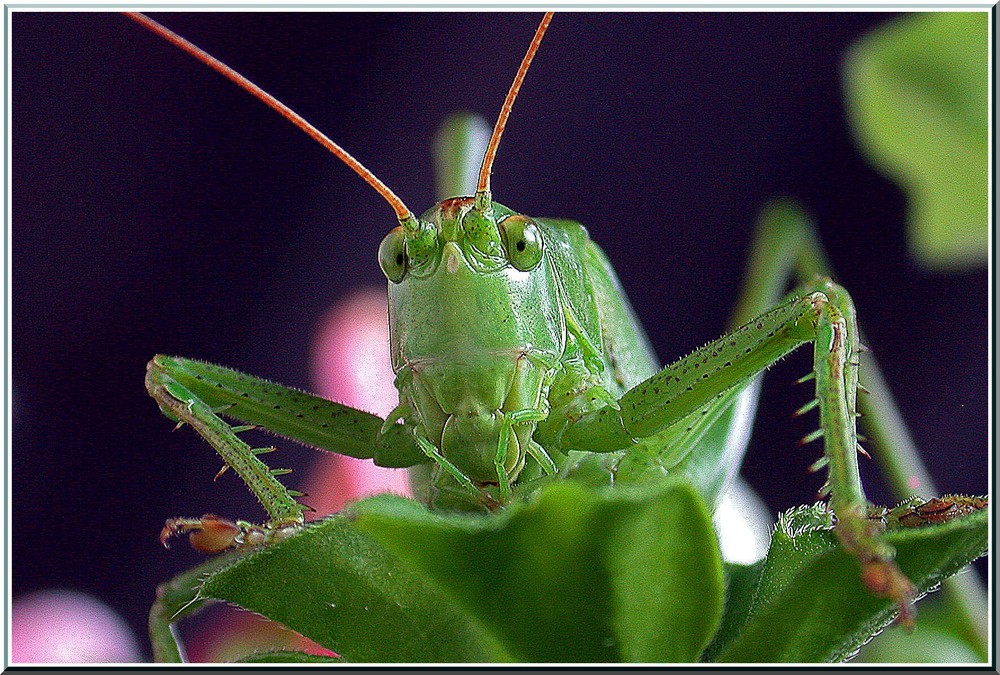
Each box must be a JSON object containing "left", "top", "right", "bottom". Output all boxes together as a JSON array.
[
  {"left": 377, "top": 227, "right": 407, "bottom": 283},
  {"left": 500, "top": 215, "right": 543, "bottom": 271}
]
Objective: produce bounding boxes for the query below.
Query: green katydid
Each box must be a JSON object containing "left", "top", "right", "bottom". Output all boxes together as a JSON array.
[{"left": 129, "top": 11, "right": 959, "bottom": 630}]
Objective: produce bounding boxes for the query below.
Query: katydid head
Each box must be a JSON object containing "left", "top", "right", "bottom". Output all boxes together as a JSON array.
[{"left": 381, "top": 199, "right": 564, "bottom": 487}]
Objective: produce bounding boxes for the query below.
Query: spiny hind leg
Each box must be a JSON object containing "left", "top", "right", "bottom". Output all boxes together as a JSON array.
[
  {"left": 146, "top": 354, "right": 431, "bottom": 549},
  {"left": 561, "top": 279, "right": 915, "bottom": 624},
  {"left": 805, "top": 279, "right": 915, "bottom": 625}
]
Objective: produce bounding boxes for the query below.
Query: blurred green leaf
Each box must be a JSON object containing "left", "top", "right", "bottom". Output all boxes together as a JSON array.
[
  {"left": 352, "top": 480, "right": 724, "bottom": 662},
  {"left": 854, "top": 595, "right": 983, "bottom": 663},
  {"left": 844, "top": 12, "right": 987, "bottom": 270},
  {"left": 714, "top": 505, "right": 988, "bottom": 662}
]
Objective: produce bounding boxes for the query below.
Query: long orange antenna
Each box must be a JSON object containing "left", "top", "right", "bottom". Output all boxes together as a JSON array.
[
  {"left": 125, "top": 12, "right": 416, "bottom": 227},
  {"left": 475, "top": 12, "right": 554, "bottom": 210}
]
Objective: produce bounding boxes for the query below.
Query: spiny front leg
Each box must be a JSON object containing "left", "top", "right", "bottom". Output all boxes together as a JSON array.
[
  {"left": 148, "top": 355, "right": 426, "bottom": 468},
  {"left": 495, "top": 408, "right": 552, "bottom": 500},
  {"left": 560, "top": 279, "right": 914, "bottom": 624},
  {"left": 146, "top": 355, "right": 433, "bottom": 550},
  {"left": 146, "top": 357, "right": 308, "bottom": 527},
  {"left": 413, "top": 429, "right": 477, "bottom": 493}
]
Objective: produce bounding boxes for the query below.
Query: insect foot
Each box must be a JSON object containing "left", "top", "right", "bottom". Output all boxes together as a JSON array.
[
  {"left": 888, "top": 494, "right": 989, "bottom": 528},
  {"left": 832, "top": 504, "right": 917, "bottom": 631},
  {"left": 160, "top": 514, "right": 301, "bottom": 554},
  {"left": 859, "top": 558, "right": 916, "bottom": 631},
  {"left": 858, "top": 494, "right": 988, "bottom": 631}
]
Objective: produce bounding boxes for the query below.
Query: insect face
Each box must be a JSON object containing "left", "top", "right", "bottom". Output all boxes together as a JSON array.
[{"left": 381, "top": 197, "right": 563, "bottom": 484}]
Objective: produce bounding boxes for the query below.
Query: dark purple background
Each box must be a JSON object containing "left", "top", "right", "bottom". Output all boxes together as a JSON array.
[{"left": 13, "top": 12, "right": 988, "bottom": 657}]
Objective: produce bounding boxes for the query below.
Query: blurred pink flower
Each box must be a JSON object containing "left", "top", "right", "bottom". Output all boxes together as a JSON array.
[
  {"left": 12, "top": 590, "right": 142, "bottom": 663},
  {"left": 305, "top": 288, "right": 412, "bottom": 516}
]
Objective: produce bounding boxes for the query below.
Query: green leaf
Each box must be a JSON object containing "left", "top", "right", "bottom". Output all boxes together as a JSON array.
[
  {"left": 149, "top": 552, "right": 246, "bottom": 663},
  {"left": 352, "top": 480, "right": 724, "bottom": 662},
  {"left": 237, "top": 651, "right": 343, "bottom": 663},
  {"left": 714, "top": 506, "right": 988, "bottom": 663},
  {"left": 700, "top": 560, "right": 766, "bottom": 661},
  {"left": 199, "top": 517, "right": 506, "bottom": 662},
  {"left": 844, "top": 12, "right": 988, "bottom": 270},
  {"left": 606, "top": 482, "right": 726, "bottom": 661}
]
